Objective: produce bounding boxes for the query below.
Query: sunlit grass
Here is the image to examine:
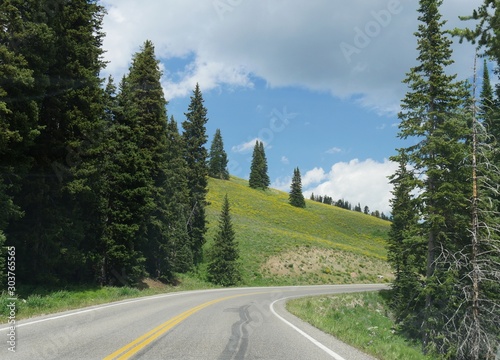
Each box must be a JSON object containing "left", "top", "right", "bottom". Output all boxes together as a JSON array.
[
  {"left": 206, "top": 176, "right": 391, "bottom": 285},
  {"left": 287, "top": 291, "right": 438, "bottom": 360}
]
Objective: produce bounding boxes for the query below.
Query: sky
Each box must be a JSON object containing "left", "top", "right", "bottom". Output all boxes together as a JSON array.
[{"left": 100, "top": 0, "right": 484, "bottom": 215}]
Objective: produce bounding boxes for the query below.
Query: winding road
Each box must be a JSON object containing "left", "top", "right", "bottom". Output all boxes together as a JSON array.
[{"left": 1, "top": 284, "right": 386, "bottom": 359}]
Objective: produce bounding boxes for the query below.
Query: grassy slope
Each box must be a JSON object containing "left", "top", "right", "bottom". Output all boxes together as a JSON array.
[{"left": 205, "top": 176, "right": 392, "bottom": 285}]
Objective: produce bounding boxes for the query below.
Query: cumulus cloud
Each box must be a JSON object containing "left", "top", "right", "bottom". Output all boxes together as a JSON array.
[
  {"left": 303, "top": 159, "right": 398, "bottom": 214},
  {"left": 100, "top": 0, "right": 480, "bottom": 113},
  {"left": 302, "top": 167, "right": 327, "bottom": 188},
  {"left": 281, "top": 156, "right": 290, "bottom": 165}
]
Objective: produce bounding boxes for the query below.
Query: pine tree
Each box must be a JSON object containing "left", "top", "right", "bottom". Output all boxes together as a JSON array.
[
  {"left": 207, "top": 194, "right": 240, "bottom": 286},
  {"left": 5, "top": 0, "right": 107, "bottom": 284},
  {"left": 388, "top": 150, "right": 426, "bottom": 338},
  {"left": 289, "top": 167, "right": 305, "bottom": 208},
  {"left": 259, "top": 141, "right": 270, "bottom": 188},
  {"left": 393, "top": 0, "right": 471, "bottom": 354},
  {"left": 0, "top": 0, "right": 39, "bottom": 261},
  {"left": 442, "top": 57, "right": 500, "bottom": 360},
  {"left": 249, "top": 141, "right": 270, "bottom": 189},
  {"left": 249, "top": 141, "right": 263, "bottom": 189},
  {"left": 182, "top": 83, "right": 209, "bottom": 266},
  {"left": 208, "top": 129, "right": 229, "bottom": 180},
  {"left": 165, "top": 116, "right": 192, "bottom": 274}
]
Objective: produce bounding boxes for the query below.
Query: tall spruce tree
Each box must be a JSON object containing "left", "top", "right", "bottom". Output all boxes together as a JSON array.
[
  {"left": 391, "top": 0, "right": 471, "bottom": 355},
  {"left": 442, "top": 58, "right": 500, "bottom": 360},
  {"left": 208, "top": 129, "right": 229, "bottom": 180},
  {"left": 249, "top": 141, "right": 270, "bottom": 189},
  {"left": 0, "top": 0, "right": 40, "bottom": 253},
  {"left": 182, "top": 83, "right": 209, "bottom": 265},
  {"left": 259, "top": 141, "right": 270, "bottom": 188},
  {"left": 165, "top": 116, "right": 192, "bottom": 274},
  {"left": 5, "top": 0, "right": 107, "bottom": 284},
  {"left": 98, "top": 40, "right": 185, "bottom": 284},
  {"left": 207, "top": 194, "right": 240, "bottom": 286},
  {"left": 388, "top": 150, "right": 426, "bottom": 338},
  {"left": 125, "top": 40, "right": 174, "bottom": 282},
  {"left": 289, "top": 167, "right": 305, "bottom": 208},
  {"left": 456, "top": 6, "right": 500, "bottom": 357}
]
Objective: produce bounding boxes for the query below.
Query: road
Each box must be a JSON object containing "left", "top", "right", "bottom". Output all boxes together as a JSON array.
[{"left": 1, "top": 284, "right": 386, "bottom": 359}]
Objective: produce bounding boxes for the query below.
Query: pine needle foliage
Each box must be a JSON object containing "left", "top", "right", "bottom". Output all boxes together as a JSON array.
[
  {"left": 208, "top": 128, "right": 229, "bottom": 180},
  {"left": 249, "top": 140, "right": 270, "bottom": 190},
  {"left": 289, "top": 167, "right": 306, "bottom": 208},
  {"left": 207, "top": 194, "right": 241, "bottom": 286}
]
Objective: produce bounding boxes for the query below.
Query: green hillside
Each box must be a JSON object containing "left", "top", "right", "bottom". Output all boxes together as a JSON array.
[{"left": 204, "top": 176, "right": 393, "bottom": 286}]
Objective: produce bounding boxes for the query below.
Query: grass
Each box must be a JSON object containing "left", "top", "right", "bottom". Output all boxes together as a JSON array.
[
  {"left": 205, "top": 176, "right": 392, "bottom": 286},
  {"left": 286, "top": 291, "right": 439, "bottom": 360}
]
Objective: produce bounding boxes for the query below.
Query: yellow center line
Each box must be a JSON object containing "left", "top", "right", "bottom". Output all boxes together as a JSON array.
[{"left": 103, "top": 292, "right": 265, "bottom": 360}]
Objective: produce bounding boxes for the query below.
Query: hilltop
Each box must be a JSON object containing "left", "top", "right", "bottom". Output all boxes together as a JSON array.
[{"left": 204, "top": 176, "right": 393, "bottom": 286}]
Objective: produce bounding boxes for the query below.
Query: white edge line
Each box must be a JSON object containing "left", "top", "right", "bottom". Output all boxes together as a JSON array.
[
  {"left": 0, "top": 291, "right": 183, "bottom": 331},
  {"left": 270, "top": 297, "right": 347, "bottom": 360}
]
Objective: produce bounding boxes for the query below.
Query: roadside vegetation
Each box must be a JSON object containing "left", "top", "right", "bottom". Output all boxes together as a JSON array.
[{"left": 287, "top": 291, "right": 438, "bottom": 360}]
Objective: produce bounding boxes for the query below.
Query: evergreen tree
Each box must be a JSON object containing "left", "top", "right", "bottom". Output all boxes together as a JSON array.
[
  {"left": 207, "top": 194, "right": 240, "bottom": 286},
  {"left": 259, "top": 141, "right": 270, "bottom": 188},
  {"left": 5, "top": 0, "right": 107, "bottom": 284},
  {"left": 249, "top": 141, "right": 270, "bottom": 189},
  {"left": 289, "top": 167, "right": 305, "bottom": 208},
  {"left": 479, "top": 60, "right": 499, "bottom": 141},
  {"left": 0, "top": 0, "right": 40, "bottom": 265},
  {"left": 208, "top": 129, "right": 229, "bottom": 180},
  {"left": 165, "top": 116, "right": 192, "bottom": 274},
  {"left": 443, "top": 58, "right": 500, "bottom": 360},
  {"left": 455, "top": 7, "right": 500, "bottom": 357},
  {"left": 182, "top": 83, "right": 209, "bottom": 265},
  {"left": 388, "top": 150, "right": 426, "bottom": 338},
  {"left": 97, "top": 41, "right": 168, "bottom": 284},
  {"left": 393, "top": 0, "right": 471, "bottom": 354}
]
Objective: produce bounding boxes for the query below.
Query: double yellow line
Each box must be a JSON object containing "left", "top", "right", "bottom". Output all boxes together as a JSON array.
[{"left": 103, "top": 293, "right": 258, "bottom": 360}]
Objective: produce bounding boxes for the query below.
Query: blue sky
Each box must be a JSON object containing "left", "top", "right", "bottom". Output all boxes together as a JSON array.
[{"left": 100, "top": 0, "right": 482, "bottom": 214}]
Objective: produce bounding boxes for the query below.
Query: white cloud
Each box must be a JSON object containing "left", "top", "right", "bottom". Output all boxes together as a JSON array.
[
  {"left": 281, "top": 156, "right": 289, "bottom": 165},
  {"left": 100, "top": 0, "right": 481, "bottom": 113},
  {"left": 231, "top": 138, "right": 264, "bottom": 154},
  {"left": 302, "top": 167, "right": 328, "bottom": 188},
  {"left": 303, "top": 159, "right": 398, "bottom": 214}
]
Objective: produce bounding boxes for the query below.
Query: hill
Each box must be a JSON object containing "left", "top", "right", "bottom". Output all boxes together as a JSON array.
[{"left": 204, "top": 176, "right": 393, "bottom": 286}]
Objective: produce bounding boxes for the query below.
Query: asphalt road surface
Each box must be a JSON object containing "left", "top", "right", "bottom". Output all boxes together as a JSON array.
[{"left": 1, "top": 284, "right": 387, "bottom": 359}]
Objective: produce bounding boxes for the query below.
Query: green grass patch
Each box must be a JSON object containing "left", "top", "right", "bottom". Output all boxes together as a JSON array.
[{"left": 286, "top": 290, "right": 438, "bottom": 360}]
